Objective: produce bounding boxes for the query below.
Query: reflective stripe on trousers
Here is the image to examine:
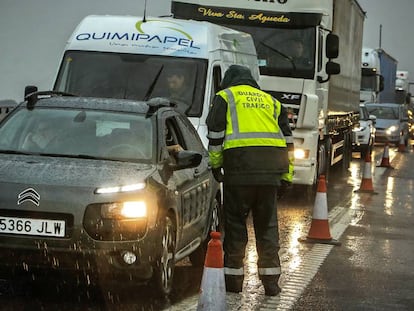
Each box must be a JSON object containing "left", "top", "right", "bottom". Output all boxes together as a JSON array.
[
  {"left": 224, "top": 267, "right": 244, "bottom": 276},
  {"left": 258, "top": 267, "right": 281, "bottom": 276}
]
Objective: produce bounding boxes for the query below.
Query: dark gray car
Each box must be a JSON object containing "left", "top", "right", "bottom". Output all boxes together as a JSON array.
[{"left": 0, "top": 93, "right": 222, "bottom": 296}]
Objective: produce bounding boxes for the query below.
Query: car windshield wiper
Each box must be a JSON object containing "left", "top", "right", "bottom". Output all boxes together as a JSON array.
[
  {"left": 40, "top": 152, "right": 134, "bottom": 162},
  {"left": 143, "top": 65, "right": 164, "bottom": 101}
]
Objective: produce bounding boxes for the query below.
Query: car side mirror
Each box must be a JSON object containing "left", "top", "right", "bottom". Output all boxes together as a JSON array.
[
  {"left": 170, "top": 150, "right": 202, "bottom": 171},
  {"left": 369, "top": 115, "right": 377, "bottom": 124}
]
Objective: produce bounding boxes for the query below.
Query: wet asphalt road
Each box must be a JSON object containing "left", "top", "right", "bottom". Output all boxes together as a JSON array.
[
  {"left": 1, "top": 145, "right": 413, "bottom": 310},
  {"left": 292, "top": 146, "right": 414, "bottom": 311}
]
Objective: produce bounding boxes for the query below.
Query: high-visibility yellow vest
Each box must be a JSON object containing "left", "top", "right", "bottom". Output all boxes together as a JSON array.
[{"left": 217, "top": 85, "right": 287, "bottom": 150}]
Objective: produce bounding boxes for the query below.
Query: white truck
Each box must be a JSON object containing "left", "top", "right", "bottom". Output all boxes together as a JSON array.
[
  {"left": 395, "top": 70, "right": 410, "bottom": 104},
  {"left": 52, "top": 15, "right": 259, "bottom": 148},
  {"left": 171, "top": 0, "right": 365, "bottom": 186},
  {"left": 360, "top": 47, "right": 383, "bottom": 104}
]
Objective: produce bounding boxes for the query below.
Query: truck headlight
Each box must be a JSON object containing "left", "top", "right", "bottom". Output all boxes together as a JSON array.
[
  {"left": 101, "top": 201, "right": 147, "bottom": 219},
  {"left": 294, "top": 148, "right": 309, "bottom": 160}
]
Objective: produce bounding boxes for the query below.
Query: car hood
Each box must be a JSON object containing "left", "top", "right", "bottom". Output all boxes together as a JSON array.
[
  {"left": 374, "top": 119, "right": 399, "bottom": 129},
  {"left": 0, "top": 154, "right": 156, "bottom": 187}
]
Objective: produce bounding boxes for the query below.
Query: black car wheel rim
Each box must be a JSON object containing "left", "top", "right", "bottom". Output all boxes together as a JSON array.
[{"left": 160, "top": 216, "right": 175, "bottom": 291}]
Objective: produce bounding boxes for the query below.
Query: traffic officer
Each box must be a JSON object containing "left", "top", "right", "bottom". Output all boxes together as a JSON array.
[{"left": 206, "top": 65, "right": 294, "bottom": 296}]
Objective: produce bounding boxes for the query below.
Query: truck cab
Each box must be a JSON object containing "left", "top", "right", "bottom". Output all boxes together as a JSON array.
[
  {"left": 52, "top": 15, "right": 259, "bottom": 148},
  {"left": 171, "top": 0, "right": 365, "bottom": 186}
]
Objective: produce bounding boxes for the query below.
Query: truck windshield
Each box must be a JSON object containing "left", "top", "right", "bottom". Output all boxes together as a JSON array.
[
  {"left": 54, "top": 51, "right": 208, "bottom": 117},
  {"left": 225, "top": 25, "right": 315, "bottom": 79},
  {"left": 360, "top": 75, "right": 377, "bottom": 91}
]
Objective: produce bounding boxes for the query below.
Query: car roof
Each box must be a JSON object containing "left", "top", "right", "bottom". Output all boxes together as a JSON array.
[{"left": 22, "top": 94, "right": 173, "bottom": 115}]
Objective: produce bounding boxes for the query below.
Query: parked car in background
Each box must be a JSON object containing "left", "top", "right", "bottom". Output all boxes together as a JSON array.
[
  {"left": 352, "top": 103, "right": 376, "bottom": 158},
  {"left": 365, "top": 102, "right": 409, "bottom": 146},
  {"left": 0, "top": 91, "right": 222, "bottom": 296}
]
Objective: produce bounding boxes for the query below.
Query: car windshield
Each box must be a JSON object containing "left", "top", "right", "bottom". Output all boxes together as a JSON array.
[
  {"left": 53, "top": 51, "right": 207, "bottom": 116},
  {"left": 0, "top": 107, "right": 153, "bottom": 162},
  {"left": 366, "top": 105, "right": 398, "bottom": 120}
]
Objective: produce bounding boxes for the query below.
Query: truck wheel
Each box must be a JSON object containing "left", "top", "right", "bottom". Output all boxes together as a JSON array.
[
  {"left": 341, "top": 133, "right": 351, "bottom": 172},
  {"left": 317, "top": 139, "right": 330, "bottom": 183}
]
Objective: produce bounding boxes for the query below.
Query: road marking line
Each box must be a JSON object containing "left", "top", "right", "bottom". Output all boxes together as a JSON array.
[
  {"left": 166, "top": 205, "right": 353, "bottom": 311},
  {"left": 258, "top": 205, "right": 352, "bottom": 311}
]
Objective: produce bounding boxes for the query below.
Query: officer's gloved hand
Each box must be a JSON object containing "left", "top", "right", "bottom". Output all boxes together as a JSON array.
[
  {"left": 277, "top": 179, "right": 292, "bottom": 199},
  {"left": 212, "top": 167, "right": 224, "bottom": 183}
]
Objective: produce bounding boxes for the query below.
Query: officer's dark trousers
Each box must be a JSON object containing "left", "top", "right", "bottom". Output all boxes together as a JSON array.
[{"left": 223, "top": 184, "right": 281, "bottom": 280}]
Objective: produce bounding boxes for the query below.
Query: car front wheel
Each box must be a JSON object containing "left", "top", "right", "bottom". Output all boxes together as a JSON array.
[
  {"left": 150, "top": 214, "right": 176, "bottom": 296},
  {"left": 189, "top": 196, "right": 223, "bottom": 267}
]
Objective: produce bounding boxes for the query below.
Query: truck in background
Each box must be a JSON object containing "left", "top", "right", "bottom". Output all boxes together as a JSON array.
[
  {"left": 354, "top": 47, "right": 382, "bottom": 157},
  {"left": 171, "top": 0, "right": 365, "bottom": 186},
  {"left": 52, "top": 15, "right": 259, "bottom": 148},
  {"left": 395, "top": 70, "right": 414, "bottom": 137},
  {"left": 0, "top": 99, "right": 18, "bottom": 121},
  {"left": 360, "top": 47, "right": 383, "bottom": 104},
  {"left": 395, "top": 70, "right": 410, "bottom": 104},
  {"left": 377, "top": 49, "right": 398, "bottom": 103}
]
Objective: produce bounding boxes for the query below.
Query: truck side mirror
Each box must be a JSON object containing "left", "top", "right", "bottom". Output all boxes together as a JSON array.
[
  {"left": 326, "top": 61, "right": 340, "bottom": 75},
  {"left": 326, "top": 34, "right": 339, "bottom": 59},
  {"left": 317, "top": 61, "right": 340, "bottom": 83}
]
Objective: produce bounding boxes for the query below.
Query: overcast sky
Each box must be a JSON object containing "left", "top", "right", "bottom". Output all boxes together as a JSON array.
[{"left": 0, "top": 0, "right": 413, "bottom": 102}]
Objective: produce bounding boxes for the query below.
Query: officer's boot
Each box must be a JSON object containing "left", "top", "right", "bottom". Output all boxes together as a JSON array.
[
  {"left": 225, "top": 275, "right": 244, "bottom": 293},
  {"left": 260, "top": 275, "right": 281, "bottom": 296}
]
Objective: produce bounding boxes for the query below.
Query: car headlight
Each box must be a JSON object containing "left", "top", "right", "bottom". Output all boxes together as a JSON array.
[
  {"left": 95, "top": 183, "right": 146, "bottom": 194},
  {"left": 386, "top": 125, "right": 398, "bottom": 135},
  {"left": 101, "top": 201, "right": 147, "bottom": 219},
  {"left": 353, "top": 126, "right": 366, "bottom": 132}
]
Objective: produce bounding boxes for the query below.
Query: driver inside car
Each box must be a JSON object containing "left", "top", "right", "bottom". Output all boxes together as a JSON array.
[{"left": 22, "top": 122, "right": 56, "bottom": 151}]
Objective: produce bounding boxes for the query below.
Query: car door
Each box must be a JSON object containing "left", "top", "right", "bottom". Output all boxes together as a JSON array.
[
  {"left": 158, "top": 111, "right": 210, "bottom": 252},
  {"left": 174, "top": 115, "right": 212, "bottom": 241}
]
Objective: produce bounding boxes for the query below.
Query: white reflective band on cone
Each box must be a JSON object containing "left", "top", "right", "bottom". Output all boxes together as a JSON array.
[{"left": 197, "top": 267, "right": 226, "bottom": 311}]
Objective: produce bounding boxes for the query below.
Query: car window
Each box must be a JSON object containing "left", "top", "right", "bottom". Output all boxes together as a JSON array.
[
  {"left": 175, "top": 115, "right": 205, "bottom": 154},
  {"left": 165, "top": 117, "right": 185, "bottom": 150},
  {"left": 0, "top": 107, "right": 153, "bottom": 162}
]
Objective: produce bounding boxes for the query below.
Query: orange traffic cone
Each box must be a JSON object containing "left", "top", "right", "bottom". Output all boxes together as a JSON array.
[
  {"left": 298, "top": 175, "right": 341, "bottom": 246},
  {"left": 398, "top": 136, "right": 406, "bottom": 153},
  {"left": 377, "top": 142, "right": 393, "bottom": 168},
  {"left": 197, "top": 231, "right": 226, "bottom": 311},
  {"left": 355, "top": 152, "right": 377, "bottom": 194}
]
